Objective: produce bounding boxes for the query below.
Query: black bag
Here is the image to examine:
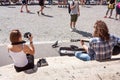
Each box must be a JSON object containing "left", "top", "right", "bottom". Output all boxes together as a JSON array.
[
  {"left": 68, "top": 1, "right": 74, "bottom": 14},
  {"left": 59, "top": 45, "right": 85, "bottom": 56},
  {"left": 37, "top": 58, "right": 48, "bottom": 67}
]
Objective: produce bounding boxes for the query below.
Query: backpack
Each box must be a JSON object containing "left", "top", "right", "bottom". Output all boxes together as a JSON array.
[{"left": 68, "top": 1, "right": 74, "bottom": 14}]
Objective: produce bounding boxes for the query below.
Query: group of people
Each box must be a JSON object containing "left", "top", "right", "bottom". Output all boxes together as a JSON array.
[
  {"left": 20, "top": 0, "right": 45, "bottom": 15},
  {"left": 8, "top": 20, "right": 120, "bottom": 72},
  {"left": 7, "top": 0, "right": 120, "bottom": 73},
  {"left": 104, "top": 0, "right": 120, "bottom": 20}
]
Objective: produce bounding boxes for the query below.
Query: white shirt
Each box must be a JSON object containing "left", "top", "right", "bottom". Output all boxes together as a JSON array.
[
  {"left": 9, "top": 50, "right": 28, "bottom": 67},
  {"left": 70, "top": 0, "right": 79, "bottom": 15}
]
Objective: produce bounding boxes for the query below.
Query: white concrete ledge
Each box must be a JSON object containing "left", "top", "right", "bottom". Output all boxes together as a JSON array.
[
  {"left": 0, "top": 42, "right": 81, "bottom": 67},
  {"left": 0, "top": 56, "right": 120, "bottom": 80}
]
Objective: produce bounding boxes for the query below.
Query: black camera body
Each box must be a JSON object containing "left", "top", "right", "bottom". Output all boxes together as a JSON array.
[{"left": 24, "top": 32, "right": 31, "bottom": 38}]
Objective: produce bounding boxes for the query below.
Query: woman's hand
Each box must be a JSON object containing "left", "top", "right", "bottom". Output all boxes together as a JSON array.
[
  {"left": 80, "top": 40, "right": 84, "bottom": 46},
  {"left": 28, "top": 34, "right": 33, "bottom": 42}
]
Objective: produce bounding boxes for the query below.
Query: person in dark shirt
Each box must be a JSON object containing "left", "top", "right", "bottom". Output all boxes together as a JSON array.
[{"left": 37, "top": 0, "right": 45, "bottom": 15}]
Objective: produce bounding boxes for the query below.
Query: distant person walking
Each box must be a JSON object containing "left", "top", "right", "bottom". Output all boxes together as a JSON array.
[
  {"left": 20, "top": 0, "right": 30, "bottom": 13},
  {"left": 104, "top": 0, "right": 115, "bottom": 18},
  {"left": 69, "top": 0, "right": 80, "bottom": 32},
  {"left": 37, "top": 0, "right": 45, "bottom": 15},
  {"left": 48, "top": 0, "right": 52, "bottom": 5},
  {"left": 115, "top": 1, "right": 120, "bottom": 20},
  {"left": 58, "top": 0, "right": 62, "bottom": 7},
  {"left": 80, "top": 0, "right": 86, "bottom": 7}
]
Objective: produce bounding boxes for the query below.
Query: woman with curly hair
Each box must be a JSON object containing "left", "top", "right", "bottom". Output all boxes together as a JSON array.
[{"left": 75, "top": 20, "right": 120, "bottom": 61}]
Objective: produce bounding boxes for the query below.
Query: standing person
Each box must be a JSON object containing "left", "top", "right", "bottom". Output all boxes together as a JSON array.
[
  {"left": 115, "top": 2, "right": 120, "bottom": 20},
  {"left": 8, "top": 29, "right": 35, "bottom": 72},
  {"left": 63, "top": 0, "right": 67, "bottom": 7},
  {"left": 85, "top": 0, "right": 90, "bottom": 5},
  {"left": 20, "top": 0, "right": 30, "bottom": 13},
  {"left": 75, "top": 20, "right": 120, "bottom": 61},
  {"left": 70, "top": 0, "right": 80, "bottom": 32},
  {"left": 80, "top": 0, "right": 86, "bottom": 7},
  {"left": 37, "top": 0, "right": 45, "bottom": 15},
  {"left": 58, "top": 0, "right": 62, "bottom": 7},
  {"left": 104, "top": 0, "right": 115, "bottom": 18},
  {"left": 48, "top": 0, "right": 52, "bottom": 5}
]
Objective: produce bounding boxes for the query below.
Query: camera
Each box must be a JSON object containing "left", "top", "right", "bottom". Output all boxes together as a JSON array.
[{"left": 24, "top": 32, "right": 31, "bottom": 38}]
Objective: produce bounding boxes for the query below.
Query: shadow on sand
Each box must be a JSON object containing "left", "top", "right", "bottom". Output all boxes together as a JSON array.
[
  {"left": 42, "top": 14, "right": 53, "bottom": 18},
  {"left": 74, "top": 29, "right": 92, "bottom": 38},
  {"left": 28, "top": 12, "right": 36, "bottom": 14},
  {"left": 98, "top": 58, "right": 120, "bottom": 62},
  {"left": 7, "top": 6, "right": 16, "bottom": 8}
]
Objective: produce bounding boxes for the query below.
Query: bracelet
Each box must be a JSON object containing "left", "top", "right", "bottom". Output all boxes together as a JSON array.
[{"left": 30, "top": 42, "right": 33, "bottom": 44}]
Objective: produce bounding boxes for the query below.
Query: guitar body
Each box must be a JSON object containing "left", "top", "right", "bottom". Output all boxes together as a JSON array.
[
  {"left": 59, "top": 45, "right": 86, "bottom": 56},
  {"left": 112, "top": 44, "right": 120, "bottom": 55},
  {"left": 70, "top": 39, "right": 120, "bottom": 56}
]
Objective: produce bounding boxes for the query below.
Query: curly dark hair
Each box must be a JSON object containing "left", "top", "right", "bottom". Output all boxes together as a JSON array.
[{"left": 93, "top": 20, "right": 110, "bottom": 41}]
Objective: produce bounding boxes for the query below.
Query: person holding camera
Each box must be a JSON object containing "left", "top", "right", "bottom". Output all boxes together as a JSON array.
[
  {"left": 8, "top": 29, "right": 35, "bottom": 72},
  {"left": 75, "top": 20, "right": 120, "bottom": 61},
  {"left": 37, "top": 0, "right": 45, "bottom": 15}
]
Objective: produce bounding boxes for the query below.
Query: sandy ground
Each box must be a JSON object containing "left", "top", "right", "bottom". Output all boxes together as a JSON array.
[
  {"left": 0, "top": 4, "right": 120, "bottom": 80},
  {"left": 0, "top": 4, "right": 120, "bottom": 45}
]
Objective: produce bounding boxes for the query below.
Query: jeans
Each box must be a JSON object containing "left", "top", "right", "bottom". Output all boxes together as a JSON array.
[{"left": 75, "top": 51, "right": 91, "bottom": 61}]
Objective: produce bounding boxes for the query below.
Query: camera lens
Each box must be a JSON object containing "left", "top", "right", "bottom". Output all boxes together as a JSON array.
[{"left": 24, "top": 32, "right": 31, "bottom": 38}]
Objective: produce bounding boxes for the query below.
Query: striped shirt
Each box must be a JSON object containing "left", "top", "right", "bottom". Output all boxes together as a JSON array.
[{"left": 88, "top": 34, "right": 120, "bottom": 61}]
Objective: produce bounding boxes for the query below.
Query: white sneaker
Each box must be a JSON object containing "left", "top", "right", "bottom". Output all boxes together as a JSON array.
[
  {"left": 70, "top": 28, "right": 73, "bottom": 32},
  {"left": 73, "top": 27, "right": 77, "bottom": 31}
]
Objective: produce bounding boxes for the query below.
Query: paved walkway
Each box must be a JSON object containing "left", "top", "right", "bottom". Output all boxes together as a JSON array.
[{"left": 0, "top": 5, "right": 120, "bottom": 44}]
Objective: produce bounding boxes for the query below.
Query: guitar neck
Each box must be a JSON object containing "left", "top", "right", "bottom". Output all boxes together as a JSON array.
[{"left": 70, "top": 39, "right": 89, "bottom": 42}]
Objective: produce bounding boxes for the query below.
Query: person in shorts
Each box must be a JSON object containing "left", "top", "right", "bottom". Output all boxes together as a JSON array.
[
  {"left": 58, "top": 0, "right": 63, "bottom": 7},
  {"left": 20, "top": 0, "right": 30, "bottom": 13},
  {"left": 104, "top": 0, "right": 115, "bottom": 18},
  {"left": 37, "top": 0, "right": 45, "bottom": 15},
  {"left": 70, "top": 0, "right": 80, "bottom": 32}
]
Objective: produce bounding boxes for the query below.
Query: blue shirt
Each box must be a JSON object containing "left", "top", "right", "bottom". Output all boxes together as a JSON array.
[{"left": 88, "top": 34, "right": 120, "bottom": 61}]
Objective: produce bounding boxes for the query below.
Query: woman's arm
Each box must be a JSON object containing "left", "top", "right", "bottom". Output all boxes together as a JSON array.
[
  {"left": 80, "top": 40, "right": 89, "bottom": 53},
  {"left": 23, "top": 35, "right": 35, "bottom": 55}
]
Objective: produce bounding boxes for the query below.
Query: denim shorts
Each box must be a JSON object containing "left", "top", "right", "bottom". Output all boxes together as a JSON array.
[{"left": 75, "top": 51, "right": 91, "bottom": 61}]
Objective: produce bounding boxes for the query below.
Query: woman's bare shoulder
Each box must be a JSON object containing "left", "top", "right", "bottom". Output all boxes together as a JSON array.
[{"left": 7, "top": 44, "right": 12, "bottom": 49}]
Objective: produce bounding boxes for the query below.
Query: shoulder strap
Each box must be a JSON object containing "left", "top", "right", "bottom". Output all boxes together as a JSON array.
[
  {"left": 72, "top": 1, "right": 74, "bottom": 5},
  {"left": 11, "top": 41, "right": 26, "bottom": 45}
]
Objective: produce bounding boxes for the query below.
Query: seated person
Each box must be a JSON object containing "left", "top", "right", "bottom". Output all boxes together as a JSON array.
[
  {"left": 8, "top": 29, "right": 35, "bottom": 72},
  {"left": 75, "top": 20, "right": 120, "bottom": 61}
]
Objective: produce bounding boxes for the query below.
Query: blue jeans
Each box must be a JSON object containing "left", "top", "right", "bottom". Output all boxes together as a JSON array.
[{"left": 75, "top": 51, "right": 91, "bottom": 61}]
